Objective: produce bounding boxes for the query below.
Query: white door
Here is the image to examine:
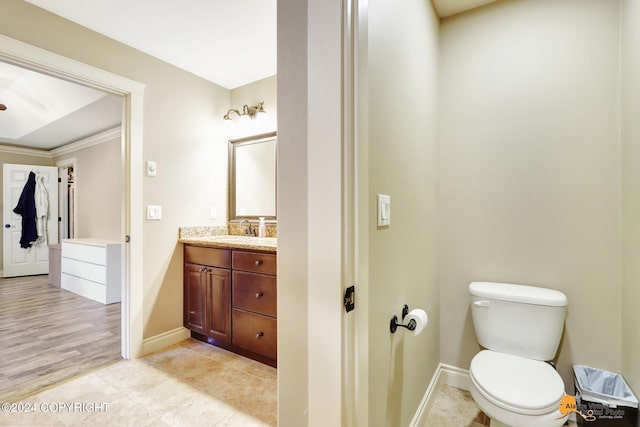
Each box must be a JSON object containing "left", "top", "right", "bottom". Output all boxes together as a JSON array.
[{"left": 2, "top": 164, "right": 59, "bottom": 277}]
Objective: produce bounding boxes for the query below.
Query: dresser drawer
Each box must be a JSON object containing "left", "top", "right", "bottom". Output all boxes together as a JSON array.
[
  {"left": 184, "top": 245, "right": 231, "bottom": 268},
  {"left": 232, "top": 271, "right": 276, "bottom": 317},
  {"left": 62, "top": 242, "right": 106, "bottom": 265},
  {"left": 61, "top": 257, "right": 107, "bottom": 283},
  {"left": 232, "top": 251, "right": 276, "bottom": 275},
  {"left": 232, "top": 309, "right": 277, "bottom": 360},
  {"left": 61, "top": 273, "right": 120, "bottom": 304}
]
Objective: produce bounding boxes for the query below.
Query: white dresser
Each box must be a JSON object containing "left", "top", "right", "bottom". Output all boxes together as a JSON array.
[{"left": 61, "top": 238, "right": 121, "bottom": 304}]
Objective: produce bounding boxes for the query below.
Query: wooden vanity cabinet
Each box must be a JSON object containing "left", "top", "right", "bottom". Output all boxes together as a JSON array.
[
  {"left": 183, "top": 246, "right": 231, "bottom": 344},
  {"left": 231, "top": 251, "right": 277, "bottom": 362},
  {"left": 183, "top": 244, "right": 277, "bottom": 367}
]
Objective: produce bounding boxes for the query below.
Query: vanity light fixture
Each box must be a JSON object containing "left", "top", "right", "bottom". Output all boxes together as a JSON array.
[{"left": 223, "top": 101, "right": 265, "bottom": 120}]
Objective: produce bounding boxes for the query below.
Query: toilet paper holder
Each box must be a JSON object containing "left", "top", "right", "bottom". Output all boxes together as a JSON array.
[{"left": 390, "top": 304, "right": 416, "bottom": 333}]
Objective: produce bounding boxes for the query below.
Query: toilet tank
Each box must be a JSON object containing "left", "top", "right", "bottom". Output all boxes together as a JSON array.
[{"left": 469, "top": 282, "right": 568, "bottom": 361}]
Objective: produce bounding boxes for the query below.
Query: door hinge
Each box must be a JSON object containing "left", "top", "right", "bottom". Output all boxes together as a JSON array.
[
  {"left": 58, "top": 177, "right": 62, "bottom": 183},
  {"left": 58, "top": 217, "right": 62, "bottom": 222},
  {"left": 344, "top": 285, "right": 355, "bottom": 313},
  {"left": 125, "top": 235, "right": 131, "bottom": 243}
]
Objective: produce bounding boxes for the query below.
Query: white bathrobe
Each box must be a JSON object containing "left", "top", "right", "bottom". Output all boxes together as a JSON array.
[{"left": 34, "top": 173, "right": 49, "bottom": 245}]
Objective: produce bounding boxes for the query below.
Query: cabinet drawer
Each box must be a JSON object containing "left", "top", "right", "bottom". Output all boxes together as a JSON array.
[
  {"left": 232, "top": 271, "right": 276, "bottom": 317},
  {"left": 184, "top": 245, "right": 231, "bottom": 268},
  {"left": 61, "top": 257, "right": 106, "bottom": 283},
  {"left": 61, "top": 273, "right": 120, "bottom": 304},
  {"left": 62, "top": 242, "right": 105, "bottom": 265},
  {"left": 232, "top": 251, "right": 276, "bottom": 275},
  {"left": 232, "top": 309, "right": 277, "bottom": 360}
]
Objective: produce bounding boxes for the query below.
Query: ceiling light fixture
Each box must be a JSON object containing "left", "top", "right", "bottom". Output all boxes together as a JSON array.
[{"left": 223, "top": 101, "right": 265, "bottom": 120}]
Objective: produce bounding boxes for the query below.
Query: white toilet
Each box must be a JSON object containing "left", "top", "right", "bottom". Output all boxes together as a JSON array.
[{"left": 468, "top": 282, "right": 569, "bottom": 427}]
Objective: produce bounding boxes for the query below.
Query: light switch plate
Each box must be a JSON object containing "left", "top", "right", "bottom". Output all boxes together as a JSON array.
[
  {"left": 146, "top": 161, "right": 157, "bottom": 177},
  {"left": 147, "top": 205, "right": 162, "bottom": 220},
  {"left": 209, "top": 206, "right": 217, "bottom": 220},
  {"left": 377, "top": 194, "right": 391, "bottom": 227}
]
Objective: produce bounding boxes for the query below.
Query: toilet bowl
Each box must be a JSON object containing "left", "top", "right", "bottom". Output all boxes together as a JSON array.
[
  {"left": 469, "top": 350, "right": 568, "bottom": 427},
  {"left": 468, "top": 282, "right": 569, "bottom": 427}
]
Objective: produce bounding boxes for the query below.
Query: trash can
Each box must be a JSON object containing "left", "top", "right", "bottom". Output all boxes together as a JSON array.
[{"left": 574, "top": 365, "right": 639, "bottom": 427}]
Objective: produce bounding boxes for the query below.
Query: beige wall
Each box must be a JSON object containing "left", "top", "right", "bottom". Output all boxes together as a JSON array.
[
  {"left": 0, "top": 150, "right": 54, "bottom": 271},
  {"left": 439, "top": 0, "right": 622, "bottom": 390},
  {"left": 229, "top": 75, "right": 277, "bottom": 140},
  {"left": 0, "top": 0, "right": 230, "bottom": 339},
  {"left": 229, "top": 76, "right": 277, "bottom": 221},
  {"left": 621, "top": 0, "right": 640, "bottom": 394},
  {"left": 367, "top": 1, "right": 440, "bottom": 425},
  {"left": 277, "top": 0, "right": 344, "bottom": 424},
  {"left": 54, "top": 135, "right": 122, "bottom": 241},
  {"left": 277, "top": 0, "right": 310, "bottom": 423}
]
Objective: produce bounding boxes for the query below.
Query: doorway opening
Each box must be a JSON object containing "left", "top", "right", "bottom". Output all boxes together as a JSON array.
[
  {"left": 58, "top": 161, "right": 76, "bottom": 240},
  {"left": 0, "top": 33, "right": 145, "bottom": 396}
]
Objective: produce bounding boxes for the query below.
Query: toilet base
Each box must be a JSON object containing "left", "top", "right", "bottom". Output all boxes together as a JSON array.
[
  {"left": 489, "top": 419, "right": 508, "bottom": 427},
  {"left": 470, "top": 382, "right": 569, "bottom": 427}
]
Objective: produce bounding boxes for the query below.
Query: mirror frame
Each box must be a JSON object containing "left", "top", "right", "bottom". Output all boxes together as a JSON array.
[{"left": 228, "top": 131, "right": 277, "bottom": 221}]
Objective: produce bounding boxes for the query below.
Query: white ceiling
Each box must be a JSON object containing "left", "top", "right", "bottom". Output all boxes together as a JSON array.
[
  {"left": 25, "top": 0, "right": 278, "bottom": 90},
  {"left": 432, "top": 0, "right": 498, "bottom": 18},
  {"left": 0, "top": 60, "right": 122, "bottom": 150},
  {"left": 1, "top": 0, "right": 493, "bottom": 150}
]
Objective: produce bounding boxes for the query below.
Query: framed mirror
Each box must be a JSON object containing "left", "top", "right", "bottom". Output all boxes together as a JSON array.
[{"left": 228, "top": 132, "right": 277, "bottom": 221}]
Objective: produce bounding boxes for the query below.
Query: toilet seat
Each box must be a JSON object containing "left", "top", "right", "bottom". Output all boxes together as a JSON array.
[{"left": 469, "top": 350, "right": 565, "bottom": 416}]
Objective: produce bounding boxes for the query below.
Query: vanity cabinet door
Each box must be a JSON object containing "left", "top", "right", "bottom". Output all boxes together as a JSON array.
[
  {"left": 184, "top": 263, "right": 207, "bottom": 334},
  {"left": 205, "top": 267, "right": 231, "bottom": 344}
]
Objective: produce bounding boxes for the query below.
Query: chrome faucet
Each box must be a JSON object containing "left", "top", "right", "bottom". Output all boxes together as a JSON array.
[{"left": 240, "top": 219, "right": 254, "bottom": 236}]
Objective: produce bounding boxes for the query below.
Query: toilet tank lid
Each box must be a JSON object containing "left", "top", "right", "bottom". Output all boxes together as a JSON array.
[{"left": 469, "top": 282, "right": 568, "bottom": 307}]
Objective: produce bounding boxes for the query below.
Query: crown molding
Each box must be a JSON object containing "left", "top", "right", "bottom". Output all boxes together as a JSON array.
[
  {"left": 49, "top": 127, "right": 121, "bottom": 157},
  {"left": 0, "top": 143, "right": 52, "bottom": 158},
  {"left": 0, "top": 127, "right": 121, "bottom": 159}
]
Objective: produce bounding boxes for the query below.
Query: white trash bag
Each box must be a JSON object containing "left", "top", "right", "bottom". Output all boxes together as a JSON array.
[{"left": 573, "top": 365, "right": 638, "bottom": 409}]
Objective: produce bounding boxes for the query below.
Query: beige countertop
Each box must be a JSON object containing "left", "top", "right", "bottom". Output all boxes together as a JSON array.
[{"left": 179, "top": 235, "right": 277, "bottom": 252}]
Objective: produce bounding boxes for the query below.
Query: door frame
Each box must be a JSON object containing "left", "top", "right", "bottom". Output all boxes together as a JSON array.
[
  {"left": 343, "top": 0, "right": 370, "bottom": 425},
  {"left": 0, "top": 34, "right": 145, "bottom": 359},
  {"left": 57, "top": 157, "right": 77, "bottom": 240}
]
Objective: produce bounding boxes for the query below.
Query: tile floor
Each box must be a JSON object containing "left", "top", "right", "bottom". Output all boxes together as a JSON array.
[
  {"left": 422, "top": 384, "right": 489, "bottom": 427},
  {"left": 0, "top": 339, "right": 276, "bottom": 427},
  {"left": 422, "top": 384, "right": 579, "bottom": 427},
  {"left": 2, "top": 339, "right": 580, "bottom": 427}
]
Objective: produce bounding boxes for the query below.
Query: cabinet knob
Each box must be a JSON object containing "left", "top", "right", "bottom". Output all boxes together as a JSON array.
[
  {"left": 255, "top": 292, "right": 264, "bottom": 299},
  {"left": 199, "top": 267, "right": 207, "bottom": 273},
  {"left": 254, "top": 259, "right": 263, "bottom": 266},
  {"left": 256, "top": 332, "right": 264, "bottom": 339}
]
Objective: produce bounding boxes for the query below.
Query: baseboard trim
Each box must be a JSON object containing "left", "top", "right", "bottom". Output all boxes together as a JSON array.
[
  {"left": 142, "top": 327, "right": 191, "bottom": 355},
  {"left": 409, "top": 363, "right": 471, "bottom": 427},
  {"left": 440, "top": 363, "right": 471, "bottom": 391}
]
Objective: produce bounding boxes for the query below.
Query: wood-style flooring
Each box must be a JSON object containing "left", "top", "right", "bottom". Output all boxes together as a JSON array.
[{"left": 0, "top": 275, "right": 120, "bottom": 402}]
